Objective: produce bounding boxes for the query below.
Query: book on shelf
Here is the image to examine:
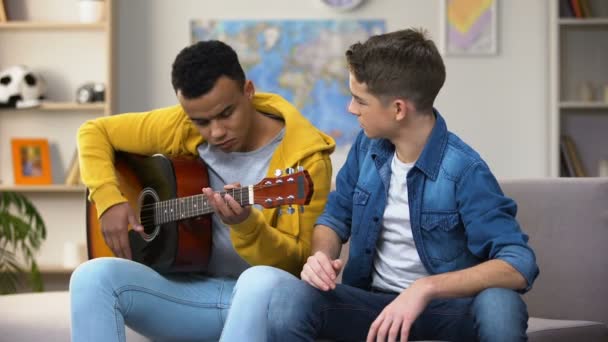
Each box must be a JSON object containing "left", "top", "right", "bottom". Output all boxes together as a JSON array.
[
  {"left": 564, "top": 0, "right": 595, "bottom": 18},
  {"left": 570, "top": 0, "right": 583, "bottom": 17},
  {"left": 560, "top": 138, "right": 574, "bottom": 177},
  {"left": 560, "top": 0, "right": 575, "bottom": 17},
  {"left": 579, "top": 0, "right": 592, "bottom": 17},
  {"left": 64, "top": 150, "right": 81, "bottom": 185},
  {"left": 560, "top": 135, "right": 586, "bottom": 177}
]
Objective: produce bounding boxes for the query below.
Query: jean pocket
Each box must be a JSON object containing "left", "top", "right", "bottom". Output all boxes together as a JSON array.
[{"left": 420, "top": 212, "right": 466, "bottom": 262}]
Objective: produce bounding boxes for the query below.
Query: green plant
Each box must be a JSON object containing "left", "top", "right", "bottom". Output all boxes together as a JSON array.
[{"left": 0, "top": 191, "right": 47, "bottom": 294}]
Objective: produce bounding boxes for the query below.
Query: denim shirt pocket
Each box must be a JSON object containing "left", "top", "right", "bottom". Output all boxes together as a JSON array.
[
  {"left": 420, "top": 212, "right": 466, "bottom": 262},
  {"left": 351, "top": 186, "right": 370, "bottom": 236}
]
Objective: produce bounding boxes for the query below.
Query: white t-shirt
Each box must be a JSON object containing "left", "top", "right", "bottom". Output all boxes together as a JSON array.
[
  {"left": 197, "top": 128, "right": 285, "bottom": 278},
  {"left": 371, "top": 152, "right": 430, "bottom": 293}
]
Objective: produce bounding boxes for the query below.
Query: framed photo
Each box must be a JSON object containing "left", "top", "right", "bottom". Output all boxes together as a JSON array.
[
  {"left": 11, "top": 138, "right": 52, "bottom": 185},
  {"left": 440, "top": 0, "right": 498, "bottom": 56}
]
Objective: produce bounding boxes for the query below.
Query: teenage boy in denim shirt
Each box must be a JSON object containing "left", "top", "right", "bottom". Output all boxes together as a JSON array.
[{"left": 220, "top": 28, "right": 539, "bottom": 342}]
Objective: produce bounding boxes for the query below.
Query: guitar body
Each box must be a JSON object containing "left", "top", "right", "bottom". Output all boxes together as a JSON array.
[{"left": 86, "top": 153, "right": 212, "bottom": 273}]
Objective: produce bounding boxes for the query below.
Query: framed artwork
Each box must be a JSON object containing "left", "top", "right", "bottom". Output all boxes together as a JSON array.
[
  {"left": 11, "top": 138, "right": 52, "bottom": 185},
  {"left": 440, "top": 0, "right": 498, "bottom": 56}
]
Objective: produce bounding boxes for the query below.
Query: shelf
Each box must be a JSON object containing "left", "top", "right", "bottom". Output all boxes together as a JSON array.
[
  {"left": 0, "top": 102, "right": 105, "bottom": 113},
  {"left": 39, "top": 265, "right": 77, "bottom": 274},
  {"left": 560, "top": 101, "right": 608, "bottom": 109},
  {"left": 0, "top": 185, "right": 86, "bottom": 193},
  {"left": 0, "top": 21, "right": 106, "bottom": 30},
  {"left": 40, "top": 102, "right": 106, "bottom": 111},
  {"left": 559, "top": 18, "right": 608, "bottom": 26}
]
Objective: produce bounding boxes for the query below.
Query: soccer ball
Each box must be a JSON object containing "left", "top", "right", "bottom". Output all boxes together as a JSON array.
[{"left": 0, "top": 65, "right": 46, "bottom": 109}]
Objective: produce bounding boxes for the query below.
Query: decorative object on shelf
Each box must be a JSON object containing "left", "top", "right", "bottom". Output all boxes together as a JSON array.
[
  {"left": 62, "top": 241, "right": 86, "bottom": 269},
  {"left": 11, "top": 138, "right": 53, "bottom": 185},
  {"left": 0, "top": 65, "right": 46, "bottom": 109},
  {"left": 0, "top": 0, "right": 7, "bottom": 22},
  {"left": 0, "top": 191, "right": 47, "bottom": 294},
  {"left": 78, "top": 0, "right": 106, "bottom": 23},
  {"left": 598, "top": 159, "right": 608, "bottom": 177},
  {"left": 63, "top": 149, "right": 81, "bottom": 185},
  {"left": 578, "top": 81, "right": 595, "bottom": 102},
  {"left": 440, "top": 0, "right": 498, "bottom": 56},
  {"left": 75, "top": 82, "right": 105, "bottom": 103},
  {"left": 319, "top": 0, "right": 366, "bottom": 11}
]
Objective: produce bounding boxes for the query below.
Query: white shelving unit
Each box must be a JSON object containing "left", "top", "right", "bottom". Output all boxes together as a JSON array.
[
  {"left": 0, "top": 0, "right": 114, "bottom": 277},
  {"left": 549, "top": 0, "right": 608, "bottom": 177},
  {"left": 0, "top": 21, "right": 106, "bottom": 30}
]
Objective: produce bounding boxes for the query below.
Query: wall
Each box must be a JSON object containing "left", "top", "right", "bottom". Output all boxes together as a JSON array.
[{"left": 117, "top": 0, "right": 550, "bottom": 178}]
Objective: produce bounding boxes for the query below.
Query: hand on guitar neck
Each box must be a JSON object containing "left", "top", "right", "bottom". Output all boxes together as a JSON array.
[
  {"left": 100, "top": 202, "right": 145, "bottom": 260},
  {"left": 202, "top": 183, "right": 252, "bottom": 226},
  {"left": 100, "top": 183, "right": 251, "bottom": 260}
]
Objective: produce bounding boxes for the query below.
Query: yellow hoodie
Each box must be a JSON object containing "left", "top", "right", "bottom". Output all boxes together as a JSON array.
[{"left": 78, "top": 93, "right": 335, "bottom": 276}]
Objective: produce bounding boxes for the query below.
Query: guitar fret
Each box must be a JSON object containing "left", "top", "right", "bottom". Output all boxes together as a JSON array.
[{"left": 151, "top": 185, "right": 256, "bottom": 225}]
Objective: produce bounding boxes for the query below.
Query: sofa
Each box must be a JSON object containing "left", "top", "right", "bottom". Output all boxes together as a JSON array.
[{"left": 1, "top": 178, "right": 607, "bottom": 341}]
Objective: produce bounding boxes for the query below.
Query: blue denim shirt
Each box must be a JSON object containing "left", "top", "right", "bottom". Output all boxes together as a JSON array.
[{"left": 316, "top": 110, "right": 539, "bottom": 292}]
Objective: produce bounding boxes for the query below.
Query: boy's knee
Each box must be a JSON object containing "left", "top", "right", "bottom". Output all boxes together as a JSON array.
[
  {"left": 238, "top": 266, "right": 290, "bottom": 285},
  {"left": 234, "top": 266, "right": 294, "bottom": 295},
  {"left": 70, "top": 258, "right": 119, "bottom": 291},
  {"left": 267, "top": 279, "right": 316, "bottom": 335},
  {"left": 472, "top": 288, "right": 528, "bottom": 341}
]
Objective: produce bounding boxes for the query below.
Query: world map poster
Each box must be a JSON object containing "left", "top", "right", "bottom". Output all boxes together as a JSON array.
[{"left": 191, "top": 20, "right": 386, "bottom": 147}]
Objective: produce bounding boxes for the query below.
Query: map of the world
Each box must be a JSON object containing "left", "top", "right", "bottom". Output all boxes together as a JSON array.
[{"left": 191, "top": 20, "right": 386, "bottom": 146}]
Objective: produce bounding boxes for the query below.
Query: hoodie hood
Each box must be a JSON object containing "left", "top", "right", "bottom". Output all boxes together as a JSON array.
[{"left": 251, "top": 92, "right": 335, "bottom": 168}]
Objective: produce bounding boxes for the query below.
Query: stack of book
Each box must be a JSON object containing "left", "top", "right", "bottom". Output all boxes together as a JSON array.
[{"left": 560, "top": 0, "right": 595, "bottom": 18}]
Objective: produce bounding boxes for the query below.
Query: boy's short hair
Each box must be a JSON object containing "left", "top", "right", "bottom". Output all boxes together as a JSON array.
[
  {"left": 172, "top": 40, "right": 246, "bottom": 99},
  {"left": 346, "top": 28, "right": 445, "bottom": 112}
]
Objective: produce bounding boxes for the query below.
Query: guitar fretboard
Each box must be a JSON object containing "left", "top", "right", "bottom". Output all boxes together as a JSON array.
[{"left": 150, "top": 186, "right": 253, "bottom": 225}]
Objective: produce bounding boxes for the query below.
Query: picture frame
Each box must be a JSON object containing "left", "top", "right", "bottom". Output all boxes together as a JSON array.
[
  {"left": 11, "top": 138, "right": 53, "bottom": 185},
  {"left": 440, "top": 0, "right": 498, "bottom": 56}
]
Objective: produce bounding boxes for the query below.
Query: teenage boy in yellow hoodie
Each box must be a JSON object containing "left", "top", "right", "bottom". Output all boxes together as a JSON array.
[{"left": 69, "top": 40, "right": 335, "bottom": 342}]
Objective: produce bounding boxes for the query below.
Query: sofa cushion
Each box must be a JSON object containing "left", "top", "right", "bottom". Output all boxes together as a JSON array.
[
  {"left": 0, "top": 291, "right": 149, "bottom": 341},
  {"left": 500, "top": 178, "right": 608, "bottom": 324},
  {"left": 528, "top": 317, "right": 608, "bottom": 342}
]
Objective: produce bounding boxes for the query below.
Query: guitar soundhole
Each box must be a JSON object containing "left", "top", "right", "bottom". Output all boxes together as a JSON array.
[{"left": 138, "top": 188, "right": 160, "bottom": 242}]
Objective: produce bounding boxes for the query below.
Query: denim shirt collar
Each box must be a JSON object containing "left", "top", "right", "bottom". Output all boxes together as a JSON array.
[
  {"left": 415, "top": 109, "right": 448, "bottom": 181},
  {"left": 369, "top": 109, "right": 448, "bottom": 182}
]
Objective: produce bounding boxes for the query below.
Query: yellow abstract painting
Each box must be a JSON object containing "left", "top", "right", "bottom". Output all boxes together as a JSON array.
[{"left": 441, "top": 0, "right": 497, "bottom": 55}]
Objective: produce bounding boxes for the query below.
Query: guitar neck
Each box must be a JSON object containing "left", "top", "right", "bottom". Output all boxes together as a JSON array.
[{"left": 151, "top": 186, "right": 253, "bottom": 225}]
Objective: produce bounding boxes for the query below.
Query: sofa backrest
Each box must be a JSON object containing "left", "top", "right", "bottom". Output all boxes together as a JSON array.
[
  {"left": 337, "top": 178, "right": 608, "bottom": 324},
  {"left": 501, "top": 178, "right": 608, "bottom": 324}
]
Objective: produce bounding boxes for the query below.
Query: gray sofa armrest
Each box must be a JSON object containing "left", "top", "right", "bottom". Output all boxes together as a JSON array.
[{"left": 500, "top": 178, "right": 608, "bottom": 325}]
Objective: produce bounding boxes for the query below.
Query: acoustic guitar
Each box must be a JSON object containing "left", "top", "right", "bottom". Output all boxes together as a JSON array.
[{"left": 86, "top": 153, "right": 313, "bottom": 273}]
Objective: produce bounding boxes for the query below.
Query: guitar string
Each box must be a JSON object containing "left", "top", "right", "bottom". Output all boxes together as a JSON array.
[
  {"left": 138, "top": 187, "right": 250, "bottom": 211},
  {"left": 138, "top": 187, "right": 251, "bottom": 226},
  {"left": 136, "top": 178, "right": 305, "bottom": 226}
]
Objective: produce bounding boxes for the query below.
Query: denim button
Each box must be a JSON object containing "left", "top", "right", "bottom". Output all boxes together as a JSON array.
[
  {"left": 373, "top": 216, "right": 379, "bottom": 222},
  {"left": 365, "top": 248, "right": 372, "bottom": 254}
]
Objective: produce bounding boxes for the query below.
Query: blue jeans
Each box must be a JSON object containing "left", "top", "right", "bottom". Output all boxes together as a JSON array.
[
  {"left": 224, "top": 266, "right": 529, "bottom": 342},
  {"left": 70, "top": 257, "right": 236, "bottom": 342},
  {"left": 220, "top": 266, "right": 294, "bottom": 341}
]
